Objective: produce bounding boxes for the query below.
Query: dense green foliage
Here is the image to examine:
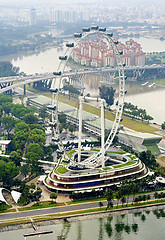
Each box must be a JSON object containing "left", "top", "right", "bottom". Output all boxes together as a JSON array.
[
  {"left": 99, "top": 86, "right": 115, "bottom": 107},
  {"left": 161, "top": 122, "right": 165, "bottom": 130},
  {"left": 0, "top": 157, "right": 19, "bottom": 188},
  {"left": 63, "top": 84, "right": 80, "bottom": 96},
  {"left": 0, "top": 61, "right": 19, "bottom": 77},
  {"left": 139, "top": 150, "right": 157, "bottom": 168},
  {"left": 123, "top": 102, "right": 153, "bottom": 122},
  {"left": 0, "top": 23, "right": 56, "bottom": 57},
  {"left": 0, "top": 93, "right": 47, "bottom": 194},
  {"left": 145, "top": 52, "right": 165, "bottom": 65}
]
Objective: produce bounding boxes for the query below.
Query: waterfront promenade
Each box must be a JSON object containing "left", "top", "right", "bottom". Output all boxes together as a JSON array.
[{"left": 0, "top": 191, "right": 165, "bottom": 223}]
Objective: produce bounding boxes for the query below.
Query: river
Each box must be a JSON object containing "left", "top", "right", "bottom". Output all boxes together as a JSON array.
[
  {"left": 0, "top": 208, "right": 165, "bottom": 240},
  {"left": 0, "top": 36, "right": 164, "bottom": 124}
]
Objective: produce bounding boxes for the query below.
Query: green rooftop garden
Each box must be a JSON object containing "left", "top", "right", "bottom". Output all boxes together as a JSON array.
[
  {"left": 57, "top": 166, "right": 68, "bottom": 174},
  {"left": 113, "top": 161, "right": 136, "bottom": 169}
]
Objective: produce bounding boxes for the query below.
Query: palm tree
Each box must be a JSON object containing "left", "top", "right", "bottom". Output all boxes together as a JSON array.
[
  {"left": 121, "top": 196, "right": 126, "bottom": 207},
  {"left": 105, "top": 189, "right": 114, "bottom": 210},
  {"left": 116, "top": 191, "right": 121, "bottom": 208}
]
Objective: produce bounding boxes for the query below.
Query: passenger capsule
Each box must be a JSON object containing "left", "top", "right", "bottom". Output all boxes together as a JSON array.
[
  {"left": 74, "top": 33, "right": 82, "bottom": 38},
  {"left": 50, "top": 88, "right": 58, "bottom": 93},
  {"left": 59, "top": 56, "right": 67, "bottom": 60},
  {"left": 82, "top": 27, "right": 90, "bottom": 32},
  {"left": 91, "top": 26, "right": 99, "bottom": 30},
  {"left": 107, "top": 33, "right": 113, "bottom": 37},
  {"left": 99, "top": 27, "right": 106, "bottom": 32},
  {"left": 53, "top": 71, "right": 61, "bottom": 76},
  {"left": 66, "top": 43, "right": 74, "bottom": 47}
]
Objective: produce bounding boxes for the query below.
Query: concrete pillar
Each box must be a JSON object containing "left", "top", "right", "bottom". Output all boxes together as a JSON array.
[
  {"left": 24, "top": 84, "right": 26, "bottom": 95},
  {"left": 101, "top": 99, "right": 105, "bottom": 168},
  {"left": 78, "top": 97, "right": 83, "bottom": 163}
]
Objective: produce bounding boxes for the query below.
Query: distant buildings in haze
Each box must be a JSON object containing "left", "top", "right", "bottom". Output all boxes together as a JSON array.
[{"left": 72, "top": 38, "right": 145, "bottom": 67}]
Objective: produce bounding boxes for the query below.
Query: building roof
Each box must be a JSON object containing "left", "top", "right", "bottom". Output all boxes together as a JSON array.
[
  {"left": 29, "top": 95, "right": 121, "bottom": 132},
  {"left": 0, "top": 140, "right": 11, "bottom": 145},
  {"left": 0, "top": 188, "right": 8, "bottom": 204}
]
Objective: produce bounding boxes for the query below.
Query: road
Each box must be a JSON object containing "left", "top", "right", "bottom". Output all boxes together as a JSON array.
[{"left": 0, "top": 192, "right": 163, "bottom": 221}]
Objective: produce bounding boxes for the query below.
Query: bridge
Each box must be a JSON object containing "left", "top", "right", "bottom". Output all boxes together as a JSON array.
[{"left": 0, "top": 64, "right": 164, "bottom": 94}]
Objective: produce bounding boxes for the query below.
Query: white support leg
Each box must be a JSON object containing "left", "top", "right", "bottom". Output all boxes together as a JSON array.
[
  {"left": 78, "top": 97, "right": 83, "bottom": 163},
  {"left": 101, "top": 99, "right": 105, "bottom": 168}
]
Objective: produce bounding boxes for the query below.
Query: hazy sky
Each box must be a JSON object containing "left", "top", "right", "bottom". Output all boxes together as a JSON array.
[{"left": 0, "top": 0, "right": 165, "bottom": 7}]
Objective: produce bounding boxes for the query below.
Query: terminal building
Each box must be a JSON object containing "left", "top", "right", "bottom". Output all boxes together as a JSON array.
[
  {"left": 28, "top": 94, "right": 161, "bottom": 193},
  {"left": 44, "top": 152, "right": 148, "bottom": 193},
  {"left": 29, "top": 94, "right": 162, "bottom": 155}
]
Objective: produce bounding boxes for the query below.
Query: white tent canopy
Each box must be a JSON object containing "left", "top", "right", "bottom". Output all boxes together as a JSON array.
[{"left": 0, "top": 188, "right": 21, "bottom": 205}]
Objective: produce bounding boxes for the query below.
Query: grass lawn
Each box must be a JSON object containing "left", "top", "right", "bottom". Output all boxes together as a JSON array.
[
  {"left": 0, "top": 204, "right": 13, "bottom": 213},
  {"left": 67, "top": 149, "right": 76, "bottom": 157},
  {"left": 156, "top": 157, "right": 165, "bottom": 167},
  {"left": 40, "top": 92, "right": 158, "bottom": 134},
  {"left": 60, "top": 95, "right": 157, "bottom": 133},
  {"left": 113, "top": 161, "right": 136, "bottom": 168},
  {"left": 155, "top": 78, "right": 165, "bottom": 86},
  {"left": 57, "top": 166, "right": 68, "bottom": 173},
  {"left": 18, "top": 201, "right": 65, "bottom": 211}
]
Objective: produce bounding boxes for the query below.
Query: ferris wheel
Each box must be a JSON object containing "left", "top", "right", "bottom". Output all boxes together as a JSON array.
[{"left": 49, "top": 26, "right": 125, "bottom": 168}]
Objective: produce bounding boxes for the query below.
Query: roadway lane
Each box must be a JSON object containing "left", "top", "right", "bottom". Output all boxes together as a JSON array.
[
  {"left": 0, "top": 201, "right": 107, "bottom": 220},
  {"left": 0, "top": 191, "right": 163, "bottom": 221}
]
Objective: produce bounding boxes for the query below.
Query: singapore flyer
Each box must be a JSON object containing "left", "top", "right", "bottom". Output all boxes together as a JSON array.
[{"left": 44, "top": 26, "right": 147, "bottom": 193}]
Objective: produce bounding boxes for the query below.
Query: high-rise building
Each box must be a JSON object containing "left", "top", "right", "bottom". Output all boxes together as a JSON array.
[
  {"left": 72, "top": 38, "right": 145, "bottom": 67},
  {"left": 30, "top": 8, "right": 37, "bottom": 25}
]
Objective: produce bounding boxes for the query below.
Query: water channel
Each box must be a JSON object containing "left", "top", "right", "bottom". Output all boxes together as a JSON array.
[
  {"left": 0, "top": 208, "right": 165, "bottom": 240},
  {"left": 0, "top": 37, "right": 164, "bottom": 124}
]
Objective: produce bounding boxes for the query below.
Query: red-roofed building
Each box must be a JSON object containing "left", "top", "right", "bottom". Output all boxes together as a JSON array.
[{"left": 72, "top": 38, "right": 145, "bottom": 67}]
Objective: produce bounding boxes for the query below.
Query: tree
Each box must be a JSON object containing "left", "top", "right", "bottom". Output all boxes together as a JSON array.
[
  {"left": 121, "top": 196, "right": 126, "bottom": 207},
  {"left": 1, "top": 116, "right": 15, "bottom": 138},
  {"left": 29, "top": 128, "right": 46, "bottom": 145},
  {"left": 9, "top": 150, "right": 22, "bottom": 166},
  {"left": 0, "top": 94, "right": 12, "bottom": 105},
  {"left": 63, "top": 84, "right": 80, "bottom": 99},
  {"left": 24, "top": 113, "right": 38, "bottom": 125},
  {"left": 14, "top": 130, "right": 29, "bottom": 151},
  {"left": 139, "top": 150, "right": 157, "bottom": 168},
  {"left": 68, "top": 125, "right": 75, "bottom": 134},
  {"left": 27, "top": 143, "right": 43, "bottom": 159},
  {"left": 0, "top": 160, "right": 19, "bottom": 187},
  {"left": 39, "top": 106, "right": 47, "bottom": 120},
  {"left": 58, "top": 113, "right": 66, "bottom": 124},
  {"left": 99, "top": 201, "right": 103, "bottom": 208},
  {"left": 11, "top": 104, "right": 29, "bottom": 118},
  {"left": 50, "top": 192, "right": 57, "bottom": 202},
  {"left": 0, "top": 61, "right": 19, "bottom": 77},
  {"left": 161, "top": 122, "right": 165, "bottom": 130},
  {"left": 15, "top": 121, "right": 29, "bottom": 133},
  {"left": 99, "top": 86, "right": 116, "bottom": 107},
  {"left": 21, "top": 164, "right": 30, "bottom": 177},
  {"left": 25, "top": 152, "right": 42, "bottom": 174},
  {"left": 131, "top": 182, "right": 139, "bottom": 204},
  {"left": 105, "top": 189, "right": 114, "bottom": 210},
  {"left": 2, "top": 103, "right": 13, "bottom": 115},
  {"left": 116, "top": 191, "right": 122, "bottom": 208}
]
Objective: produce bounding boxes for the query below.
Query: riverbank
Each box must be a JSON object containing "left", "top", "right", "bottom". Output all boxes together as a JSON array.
[{"left": 0, "top": 201, "right": 165, "bottom": 232}]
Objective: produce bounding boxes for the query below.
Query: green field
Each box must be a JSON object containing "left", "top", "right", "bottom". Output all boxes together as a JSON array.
[
  {"left": 113, "top": 161, "right": 136, "bottom": 168},
  {"left": 57, "top": 94, "right": 158, "bottom": 134},
  {"left": 155, "top": 78, "right": 165, "bottom": 86},
  {"left": 57, "top": 166, "right": 68, "bottom": 173}
]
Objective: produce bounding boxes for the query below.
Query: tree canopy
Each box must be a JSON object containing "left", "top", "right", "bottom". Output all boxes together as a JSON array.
[
  {"left": 0, "top": 61, "right": 19, "bottom": 77},
  {"left": 99, "top": 86, "right": 116, "bottom": 106}
]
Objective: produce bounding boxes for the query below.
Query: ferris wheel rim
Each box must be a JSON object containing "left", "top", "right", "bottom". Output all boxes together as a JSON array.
[{"left": 50, "top": 28, "right": 125, "bottom": 166}]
